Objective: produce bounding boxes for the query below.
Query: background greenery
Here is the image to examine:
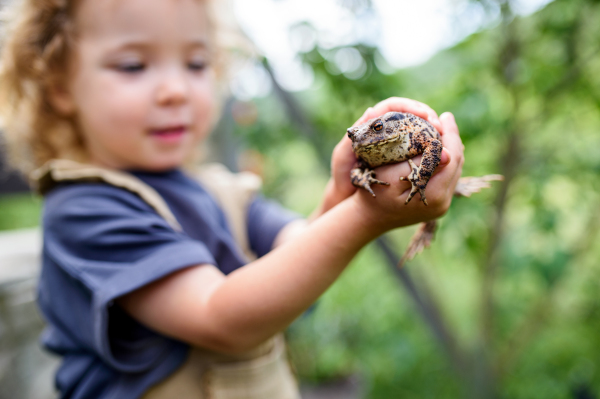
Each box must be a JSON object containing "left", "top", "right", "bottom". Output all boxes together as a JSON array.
[
  {"left": 1, "top": 0, "right": 599, "bottom": 398},
  {"left": 231, "top": 0, "right": 600, "bottom": 397},
  {"left": 0, "top": 194, "right": 41, "bottom": 231}
]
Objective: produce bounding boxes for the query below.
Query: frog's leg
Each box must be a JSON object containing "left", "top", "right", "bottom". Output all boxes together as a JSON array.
[
  {"left": 399, "top": 138, "right": 442, "bottom": 205},
  {"left": 398, "top": 220, "right": 437, "bottom": 268},
  {"left": 351, "top": 166, "right": 390, "bottom": 197},
  {"left": 454, "top": 174, "right": 504, "bottom": 197}
]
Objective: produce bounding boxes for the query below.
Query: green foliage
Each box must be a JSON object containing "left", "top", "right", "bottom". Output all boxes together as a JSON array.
[
  {"left": 232, "top": 0, "right": 600, "bottom": 397},
  {"left": 0, "top": 193, "right": 41, "bottom": 231}
]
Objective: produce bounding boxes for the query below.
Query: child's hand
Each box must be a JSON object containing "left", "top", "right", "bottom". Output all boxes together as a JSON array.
[
  {"left": 350, "top": 111, "right": 464, "bottom": 234},
  {"left": 318, "top": 98, "right": 444, "bottom": 217}
]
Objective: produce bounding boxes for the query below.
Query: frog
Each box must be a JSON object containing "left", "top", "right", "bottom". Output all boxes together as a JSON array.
[
  {"left": 347, "top": 111, "right": 503, "bottom": 267},
  {"left": 347, "top": 111, "right": 442, "bottom": 205}
]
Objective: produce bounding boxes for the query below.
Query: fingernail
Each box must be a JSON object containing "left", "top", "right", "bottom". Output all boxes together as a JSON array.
[
  {"left": 357, "top": 108, "right": 369, "bottom": 123},
  {"left": 441, "top": 112, "right": 455, "bottom": 122},
  {"left": 440, "top": 148, "right": 451, "bottom": 165}
]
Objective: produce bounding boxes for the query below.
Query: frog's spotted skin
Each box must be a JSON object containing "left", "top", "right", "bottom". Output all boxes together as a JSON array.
[{"left": 347, "top": 112, "right": 442, "bottom": 205}]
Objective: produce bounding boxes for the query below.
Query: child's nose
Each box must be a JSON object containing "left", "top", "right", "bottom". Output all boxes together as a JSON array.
[{"left": 156, "top": 69, "right": 189, "bottom": 106}]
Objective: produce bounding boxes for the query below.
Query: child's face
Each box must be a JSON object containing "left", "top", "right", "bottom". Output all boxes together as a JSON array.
[{"left": 59, "top": 0, "right": 216, "bottom": 171}]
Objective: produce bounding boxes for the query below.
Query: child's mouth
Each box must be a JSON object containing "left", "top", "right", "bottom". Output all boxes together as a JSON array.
[{"left": 150, "top": 126, "right": 187, "bottom": 143}]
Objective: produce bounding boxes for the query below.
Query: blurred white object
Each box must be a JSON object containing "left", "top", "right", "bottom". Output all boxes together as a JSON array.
[{"left": 0, "top": 228, "right": 41, "bottom": 283}]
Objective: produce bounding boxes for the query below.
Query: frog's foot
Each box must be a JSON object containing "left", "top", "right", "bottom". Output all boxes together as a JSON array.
[
  {"left": 398, "top": 220, "right": 437, "bottom": 268},
  {"left": 399, "top": 159, "right": 429, "bottom": 205},
  {"left": 454, "top": 174, "right": 504, "bottom": 197},
  {"left": 351, "top": 168, "right": 390, "bottom": 197}
]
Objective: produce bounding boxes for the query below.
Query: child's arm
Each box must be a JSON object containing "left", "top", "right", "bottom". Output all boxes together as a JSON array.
[{"left": 118, "top": 102, "right": 464, "bottom": 354}]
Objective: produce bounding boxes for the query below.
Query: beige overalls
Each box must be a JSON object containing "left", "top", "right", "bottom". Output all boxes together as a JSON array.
[{"left": 32, "top": 160, "right": 301, "bottom": 399}]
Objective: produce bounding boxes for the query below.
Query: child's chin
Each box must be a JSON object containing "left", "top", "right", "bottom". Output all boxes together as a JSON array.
[{"left": 138, "top": 156, "right": 186, "bottom": 172}]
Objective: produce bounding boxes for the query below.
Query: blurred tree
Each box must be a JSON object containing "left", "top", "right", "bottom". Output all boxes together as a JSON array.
[{"left": 228, "top": 0, "right": 600, "bottom": 397}]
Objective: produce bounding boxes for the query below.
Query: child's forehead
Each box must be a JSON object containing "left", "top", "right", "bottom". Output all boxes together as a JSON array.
[{"left": 75, "top": 0, "right": 210, "bottom": 42}]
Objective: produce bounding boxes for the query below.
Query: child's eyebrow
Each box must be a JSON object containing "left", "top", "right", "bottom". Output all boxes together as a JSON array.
[
  {"left": 107, "top": 37, "right": 209, "bottom": 52},
  {"left": 186, "top": 39, "right": 210, "bottom": 50}
]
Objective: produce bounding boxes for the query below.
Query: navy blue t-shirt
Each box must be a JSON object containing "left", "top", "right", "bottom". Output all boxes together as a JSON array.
[{"left": 37, "top": 169, "right": 298, "bottom": 399}]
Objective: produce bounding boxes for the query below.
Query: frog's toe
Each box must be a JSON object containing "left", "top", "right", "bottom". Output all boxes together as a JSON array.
[
  {"left": 366, "top": 172, "right": 389, "bottom": 187},
  {"left": 365, "top": 175, "right": 390, "bottom": 197},
  {"left": 405, "top": 186, "right": 418, "bottom": 204},
  {"left": 405, "top": 185, "right": 426, "bottom": 205},
  {"left": 401, "top": 160, "right": 429, "bottom": 205},
  {"left": 402, "top": 178, "right": 428, "bottom": 205},
  {"left": 361, "top": 182, "right": 376, "bottom": 197},
  {"left": 351, "top": 168, "right": 389, "bottom": 197},
  {"left": 398, "top": 220, "right": 437, "bottom": 268}
]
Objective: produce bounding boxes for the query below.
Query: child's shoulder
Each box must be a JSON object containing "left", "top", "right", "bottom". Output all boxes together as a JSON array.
[
  {"left": 42, "top": 181, "right": 166, "bottom": 235},
  {"left": 35, "top": 160, "right": 185, "bottom": 232},
  {"left": 45, "top": 180, "right": 153, "bottom": 212}
]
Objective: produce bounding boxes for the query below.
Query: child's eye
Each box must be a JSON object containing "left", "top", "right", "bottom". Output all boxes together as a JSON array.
[
  {"left": 188, "top": 61, "right": 207, "bottom": 72},
  {"left": 116, "top": 63, "right": 145, "bottom": 73}
]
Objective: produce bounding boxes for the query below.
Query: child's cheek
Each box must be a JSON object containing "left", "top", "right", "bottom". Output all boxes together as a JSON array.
[
  {"left": 76, "top": 72, "right": 146, "bottom": 129},
  {"left": 101, "top": 81, "right": 151, "bottom": 133},
  {"left": 192, "top": 76, "right": 217, "bottom": 132}
]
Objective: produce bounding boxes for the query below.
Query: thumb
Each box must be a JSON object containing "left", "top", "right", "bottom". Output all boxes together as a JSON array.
[{"left": 353, "top": 107, "right": 374, "bottom": 126}]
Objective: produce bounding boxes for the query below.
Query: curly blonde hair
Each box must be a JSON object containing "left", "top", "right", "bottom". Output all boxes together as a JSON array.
[
  {"left": 0, "top": 0, "right": 83, "bottom": 175},
  {"left": 0, "top": 0, "right": 244, "bottom": 177}
]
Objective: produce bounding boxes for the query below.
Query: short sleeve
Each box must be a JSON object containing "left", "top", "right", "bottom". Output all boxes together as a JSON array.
[
  {"left": 246, "top": 196, "right": 301, "bottom": 257},
  {"left": 42, "top": 183, "right": 215, "bottom": 372}
]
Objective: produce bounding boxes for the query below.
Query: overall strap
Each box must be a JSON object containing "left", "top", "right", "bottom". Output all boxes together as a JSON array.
[
  {"left": 31, "top": 159, "right": 182, "bottom": 232},
  {"left": 192, "top": 163, "right": 261, "bottom": 262}
]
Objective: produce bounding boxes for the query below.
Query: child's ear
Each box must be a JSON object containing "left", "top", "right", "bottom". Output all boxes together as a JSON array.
[{"left": 48, "top": 83, "right": 76, "bottom": 116}]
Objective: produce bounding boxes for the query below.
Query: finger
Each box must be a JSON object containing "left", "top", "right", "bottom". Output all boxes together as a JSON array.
[
  {"left": 355, "top": 98, "right": 422, "bottom": 125},
  {"left": 331, "top": 138, "right": 359, "bottom": 194},
  {"left": 374, "top": 97, "right": 441, "bottom": 130},
  {"left": 353, "top": 107, "right": 374, "bottom": 126},
  {"left": 434, "top": 128, "right": 464, "bottom": 194},
  {"left": 353, "top": 98, "right": 442, "bottom": 130},
  {"left": 372, "top": 97, "right": 427, "bottom": 120},
  {"left": 440, "top": 112, "right": 459, "bottom": 136},
  {"left": 439, "top": 112, "right": 463, "bottom": 156},
  {"left": 332, "top": 135, "right": 357, "bottom": 167},
  {"left": 409, "top": 101, "right": 441, "bottom": 132},
  {"left": 439, "top": 148, "right": 451, "bottom": 167},
  {"left": 438, "top": 125, "right": 464, "bottom": 187}
]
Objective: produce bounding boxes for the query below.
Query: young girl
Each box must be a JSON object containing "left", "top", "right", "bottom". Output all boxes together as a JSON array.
[{"left": 0, "top": 0, "right": 464, "bottom": 398}]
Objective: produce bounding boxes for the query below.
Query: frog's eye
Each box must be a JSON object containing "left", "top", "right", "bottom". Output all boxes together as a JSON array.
[{"left": 373, "top": 121, "right": 384, "bottom": 131}]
